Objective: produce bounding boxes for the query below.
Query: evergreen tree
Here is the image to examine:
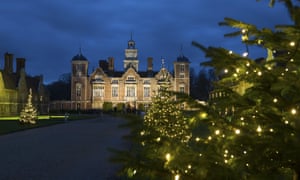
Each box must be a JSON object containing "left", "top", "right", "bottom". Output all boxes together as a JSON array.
[
  {"left": 112, "top": 88, "right": 195, "bottom": 179},
  {"left": 192, "top": 0, "right": 300, "bottom": 178},
  {"left": 20, "top": 88, "right": 38, "bottom": 124},
  {"left": 113, "top": 1, "right": 300, "bottom": 179}
]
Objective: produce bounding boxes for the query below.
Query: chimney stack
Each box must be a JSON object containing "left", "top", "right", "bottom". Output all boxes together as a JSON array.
[
  {"left": 147, "top": 57, "right": 153, "bottom": 71},
  {"left": 4, "top": 52, "right": 13, "bottom": 74},
  {"left": 99, "top": 60, "right": 108, "bottom": 71},
  {"left": 16, "top": 58, "right": 26, "bottom": 75},
  {"left": 108, "top": 57, "right": 114, "bottom": 71}
]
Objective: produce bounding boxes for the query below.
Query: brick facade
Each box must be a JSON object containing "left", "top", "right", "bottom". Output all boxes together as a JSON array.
[{"left": 52, "top": 38, "right": 190, "bottom": 112}]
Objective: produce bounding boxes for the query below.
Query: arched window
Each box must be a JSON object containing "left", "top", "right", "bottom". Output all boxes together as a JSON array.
[{"left": 76, "top": 83, "right": 82, "bottom": 97}]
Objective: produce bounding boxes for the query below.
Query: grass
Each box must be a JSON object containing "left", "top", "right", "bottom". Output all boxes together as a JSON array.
[{"left": 0, "top": 114, "right": 100, "bottom": 135}]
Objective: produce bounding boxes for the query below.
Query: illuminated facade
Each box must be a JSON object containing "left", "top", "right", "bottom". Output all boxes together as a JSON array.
[
  {"left": 51, "top": 37, "right": 190, "bottom": 111},
  {"left": 0, "top": 53, "right": 49, "bottom": 116}
]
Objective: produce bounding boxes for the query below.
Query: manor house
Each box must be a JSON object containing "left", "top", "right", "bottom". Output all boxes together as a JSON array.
[
  {"left": 0, "top": 53, "right": 49, "bottom": 116},
  {"left": 51, "top": 37, "right": 190, "bottom": 111}
]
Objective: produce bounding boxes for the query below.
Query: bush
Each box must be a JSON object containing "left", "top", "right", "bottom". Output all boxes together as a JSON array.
[{"left": 103, "top": 102, "right": 113, "bottom": 112}]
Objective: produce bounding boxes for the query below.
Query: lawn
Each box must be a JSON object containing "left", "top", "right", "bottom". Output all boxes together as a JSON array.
[{"left": 0, "top": 114, "right": 100, "bottom": 135}]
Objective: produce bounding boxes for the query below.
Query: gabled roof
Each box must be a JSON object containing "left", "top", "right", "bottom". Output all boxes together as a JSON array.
[
  {"left": 0, "top": 70, "right": 18, "bottom": 90},
  {"left": 0, "top": 70, "right": 42, "bottom": 93},
  {"left": 26, "top": 76, "right": 41, "bottom": 94}
]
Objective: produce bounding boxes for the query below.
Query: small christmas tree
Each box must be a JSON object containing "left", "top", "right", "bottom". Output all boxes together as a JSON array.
[{"left": 20, "top": 88, "right": 38, "bottom": 124}]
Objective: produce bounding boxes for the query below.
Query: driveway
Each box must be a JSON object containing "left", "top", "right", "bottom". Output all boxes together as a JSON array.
[{"left": 0, "top": 114, "right": 130, "bottom": 180}]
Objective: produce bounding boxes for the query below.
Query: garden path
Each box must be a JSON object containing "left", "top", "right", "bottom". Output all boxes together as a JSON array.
[{"left": 0, "top": 114, "right": 130, "bottom": 180}]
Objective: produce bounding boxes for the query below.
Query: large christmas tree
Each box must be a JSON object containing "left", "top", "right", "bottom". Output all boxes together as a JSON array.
[
  {"left": 192, "top": 0, "right": 300, "bottom": 179},
  {"left": 113, "top": 0, "right": 300, "bottom": 179}
]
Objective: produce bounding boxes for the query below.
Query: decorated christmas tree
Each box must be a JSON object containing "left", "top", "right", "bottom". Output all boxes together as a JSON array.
[
  {"left": 20, "top": 88, "right": 38, "bottom": 124},
  {"left": 192, "top": 0, "right": 300, "bottom": 179},
  {"left": 113, "top": 0, "right": 300, "bottom": 179}
]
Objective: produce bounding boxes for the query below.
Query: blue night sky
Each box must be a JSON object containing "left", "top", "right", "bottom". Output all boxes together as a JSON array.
[{"left": 0, "top": 0, "right": 292, "bottom": 84}]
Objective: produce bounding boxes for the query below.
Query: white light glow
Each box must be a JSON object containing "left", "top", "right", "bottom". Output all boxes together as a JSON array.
[
  {"left": 257, "top": 125, "right": 262, "bottom": 133},
  {"left": 257, "top": 71, "right": 262, "bottom": 76},
  {"left": 290, "top": 41, "right": 295, "bottom": 46},
  {"left": 166, "top": 153, "right": 171, "bottom": 161},
  {"left": 291, "top": 108, "right": 297, "bottom": 115}
]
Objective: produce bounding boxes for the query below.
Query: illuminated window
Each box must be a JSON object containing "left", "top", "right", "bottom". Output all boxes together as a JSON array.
[
  {"left": 179, "top": 73, "right": 185, "bottom": 78},
  {"left": 179, "top": 86, "right": 185, "bottom": 93},
  {"left": 144, "top": 80, "right": 150, "bottom": 84},
  {"left": 76, "top": 64, "right": 83, "bottom": 76},
  {"left": 127, "top": 76, "right": 135, "bottom": 81},
  {"left": 180, "top": 64, "right": 185, "bottom": 72},
  {"left": 144, "top": 86, "right": 150, "bottom": 97},
  {"left": 112, "top": 80, "right": 118, "bottom": 84},
  {"left": 95, "top": 74, "right": 102, "bottom": 80},
  {"left": 126, "top": 86, "right": 135, "bottom": 97},
  {"left": 93, "top": 86, "right": 104, "bottom": 97},
  {"left": 112, "top": 86, "right": 118, "bottom": 97},
  {"left": 76, "top": 83, "right": 82, "bottom": 97}
]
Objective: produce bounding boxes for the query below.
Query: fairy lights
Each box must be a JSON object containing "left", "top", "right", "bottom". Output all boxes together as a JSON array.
[
  {"left": 241, "top": 29, "right": 248, "bottom": 41},
  {"left": 166, "top": 153, "right": 171, "bottom": 162},
  {"left": 285, "top": 120, "right": 289, "bottom": 125},
  {"left": 257, "top": 125, "right": 262, "bottom": 133},
  {"left": 242, "top": 52, "right": 249, "bottom": 57},
  {"left": 291, "top": 108, "right": 297, "bottom": 115},
  {"left": 199, "top": 112, "right": 208, "bottom": 119},
  {"left": 257, "top": 71, "right": 262, "bottom": 76},
  {"left": 290, "top": 41, "right": 295, "bottom": 46}
]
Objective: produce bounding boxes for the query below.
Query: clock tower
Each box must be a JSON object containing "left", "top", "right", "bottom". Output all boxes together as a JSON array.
[{"left": 124, "top": 35, "right": 139, "bottom": 71}]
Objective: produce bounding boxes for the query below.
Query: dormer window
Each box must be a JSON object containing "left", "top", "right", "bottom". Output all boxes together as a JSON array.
[
  {"left": 111, "top": 80, "right": 119, "bottom": 84},
  {"left": 144, "top": 80, "right": 150, "bottom": 84},
  {"left": 127, "top": 76, "right": 135, "bottom": 81},
  {"left": 95, "top": 74, "right": 103, "bottom": 80},
  {"left": 92, "top": 74, "right": 104, "bottom": 83}
]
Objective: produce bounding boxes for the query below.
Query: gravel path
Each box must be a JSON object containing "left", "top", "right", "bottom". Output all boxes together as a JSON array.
[{"left": 0, "top": 114, "right": 130, "bottom": 180}]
